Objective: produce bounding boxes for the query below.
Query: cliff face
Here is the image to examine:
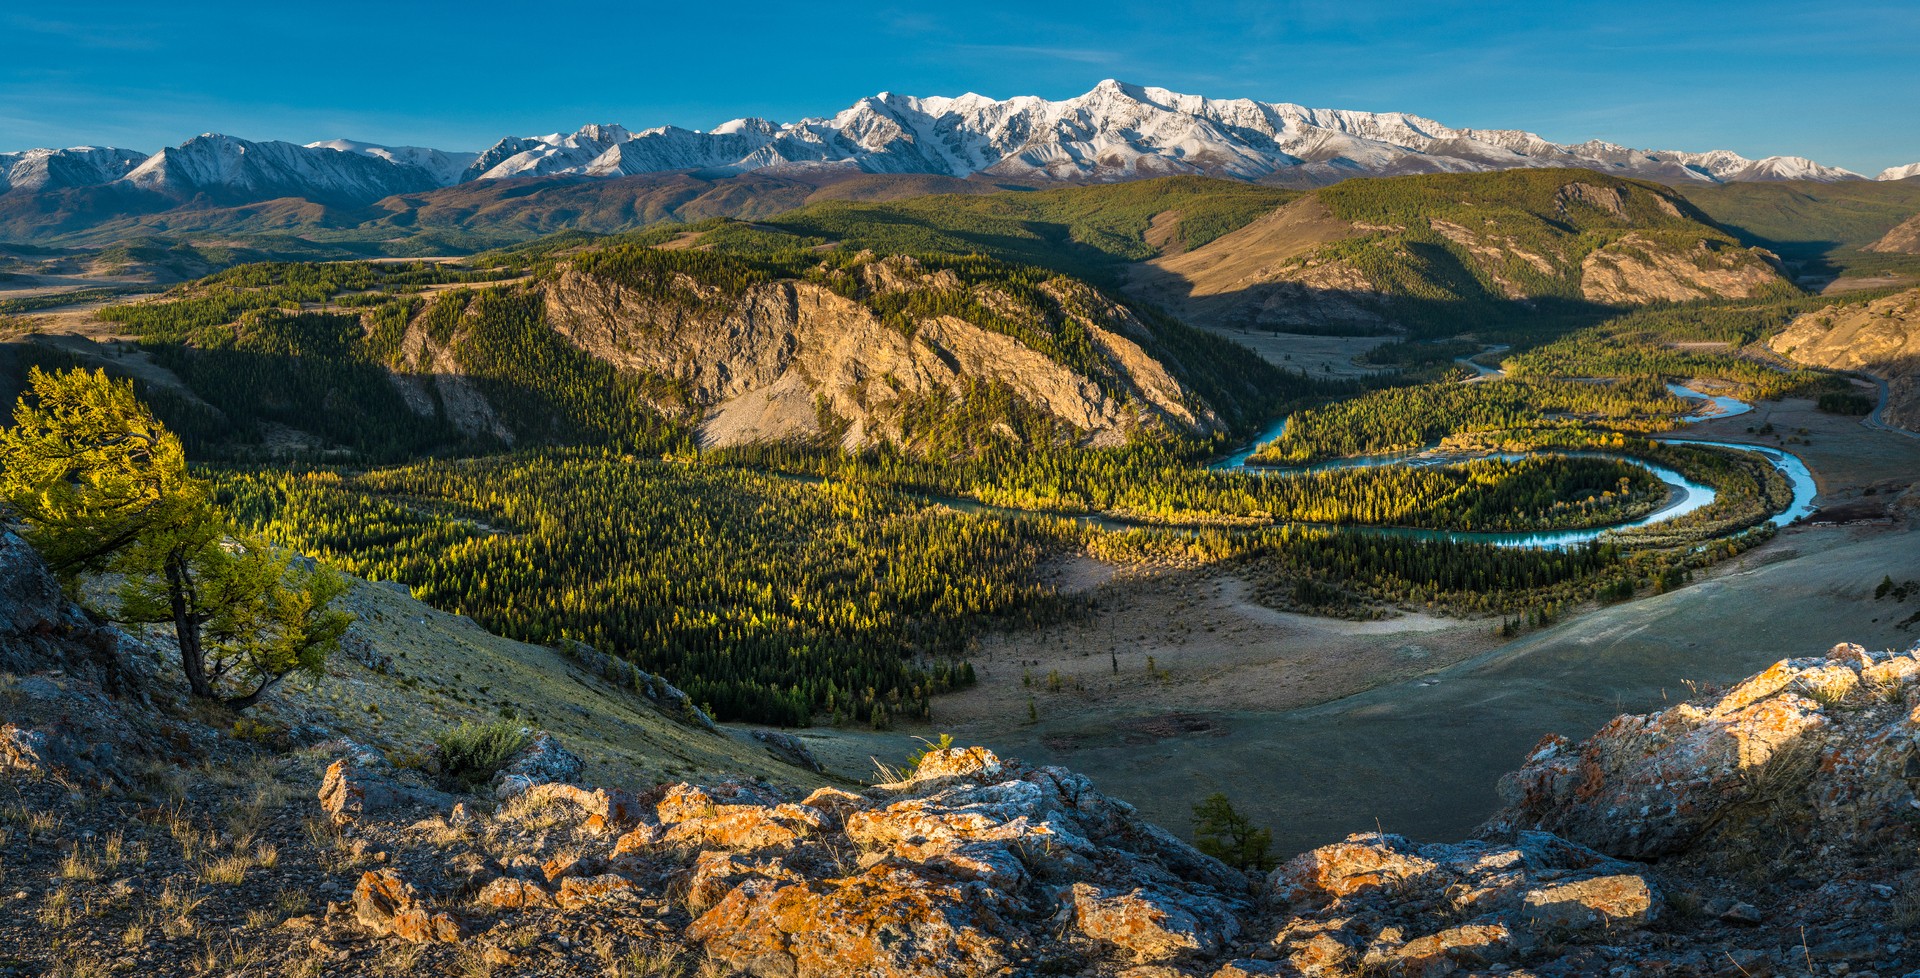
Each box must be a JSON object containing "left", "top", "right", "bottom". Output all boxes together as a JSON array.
[
  {"left": 1577, "top": 234, "right": 1785, "bottom": 304},
  {"left": 1771, "top": 287, "right": 1920, "bottom": 431},
  {"left": 542, "top": 255, "right": 1222, "bottom": 450}
]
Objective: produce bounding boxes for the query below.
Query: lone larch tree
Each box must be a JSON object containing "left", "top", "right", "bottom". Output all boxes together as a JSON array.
[{"left": 0, "top": 366, "right": 349, "bottom": 708}]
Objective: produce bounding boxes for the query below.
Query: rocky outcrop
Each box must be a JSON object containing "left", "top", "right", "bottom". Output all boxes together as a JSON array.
[
  {"left": 1491, "top": 642, "right": 1920, "bottom": 870},
  {"left": 353, "top": 869, "right": 466, "bottom": 943},
  {"left": 319, "top": 745, "right": 1253, "bottom": 976},
  {"left": 315, "top": 739, "right": 457, "bottom": 825},
  {"left": 1579, "top": 234, "right": 1785, "bottom": 304},
  {"left": 1263, "top": 830, "right": 1659, "bottom": 973},
  {"left": 489, "top": 731, "right": 584, "bottom": 799},
  {"left": 318, "top": 751, "right": 405, "bottom": 826},
  {"left": 305, "top": 639, "right": 1920, "bottom": 976},
  {"left": 555, "top": 638, "right": 721, "bottom": 731},
  {"left": 1771, "top": 286, "right": 1920, "bottom": 431},
  {"left": 0, "top": 531, "right": 160, "bottom": 701},
  {"left": 542, "top": 254, "right": 1221, "bottom": 450}
]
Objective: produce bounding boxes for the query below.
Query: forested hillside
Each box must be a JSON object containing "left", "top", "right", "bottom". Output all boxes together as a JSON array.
[{"left": 2, "top": 222, "right": 1304, "bottom": 461}]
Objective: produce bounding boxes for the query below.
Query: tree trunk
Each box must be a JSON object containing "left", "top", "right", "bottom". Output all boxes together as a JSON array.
[
  {"left": 222, "top": 674, "right": 279, "bottom": 712},
  {"left": 165, "top": 550, "right": 212, "bottom": 699}
]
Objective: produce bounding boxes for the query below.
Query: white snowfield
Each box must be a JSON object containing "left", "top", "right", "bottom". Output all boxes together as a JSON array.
[
  {"left": 1, "top": 81, "right": 1906, "bottom": 201},
  {"left": 1879, "top": 162, "right": 1920, "bottom": 182}
]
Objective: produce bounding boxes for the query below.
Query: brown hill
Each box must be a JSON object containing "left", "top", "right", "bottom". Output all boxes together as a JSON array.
[
  {"left": 1770, "top": 286, "right": 1920, "bottom": 431},
  {"left": 1125, "top": 169, "right": 1791, "bottom": 336}
]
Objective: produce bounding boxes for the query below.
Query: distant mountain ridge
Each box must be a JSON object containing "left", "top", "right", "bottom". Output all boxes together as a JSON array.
[{"left": 4, "top": 81, "right": 1915, "bottom": 210}]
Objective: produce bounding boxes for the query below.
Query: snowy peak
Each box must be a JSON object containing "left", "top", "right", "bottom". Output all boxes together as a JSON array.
[
  {"left": 466, "top": 124, "right": 637, "bottom": 181},
  {"left": 1880, "top": 162, "right": 1920, "bottom": 182},
  {"left": 0, "top": 145, "right": 148, "bottom": 194},
  {"left": 413, "top": 81, "right": 1867, "bottom": 188},
  {"left": 306, "top": 139, "right": 477, "bottom": 188},
  {"left": 1658, "top": 150, "right": 1863, "bottom": 183},
  {"left": 122, "top": 133, "right": 440, "bottom": 204}
]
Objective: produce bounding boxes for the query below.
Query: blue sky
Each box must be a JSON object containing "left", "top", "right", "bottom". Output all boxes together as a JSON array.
[{"left": 4, "top": 1, "right": 1917, "bottom": 173}]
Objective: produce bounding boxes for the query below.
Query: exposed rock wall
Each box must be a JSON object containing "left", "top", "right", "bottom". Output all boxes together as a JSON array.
[
  {"left": 541, "top": 255, "right": 1221, "bottom": 450},
  {"left": 1771, "top": 286, "right": 1920, "bottom": 431},
  {"left": 1579, "top": 234, "right": 1785, "bottom": 304}
]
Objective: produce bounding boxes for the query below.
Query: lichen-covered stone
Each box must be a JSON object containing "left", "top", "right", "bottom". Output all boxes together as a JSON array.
[{"left": 353, "top": 869, "right": 464, "bottom": 943}]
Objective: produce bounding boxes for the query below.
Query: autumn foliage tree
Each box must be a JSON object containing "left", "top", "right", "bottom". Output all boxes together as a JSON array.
[{"left": 0, "top": 367, "right": 349, "bottom": 709}]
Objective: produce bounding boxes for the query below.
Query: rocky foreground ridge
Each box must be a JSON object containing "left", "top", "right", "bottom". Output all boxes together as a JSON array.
[{"left": 6, "top": 527, "right": 1920, "bottom": 975}]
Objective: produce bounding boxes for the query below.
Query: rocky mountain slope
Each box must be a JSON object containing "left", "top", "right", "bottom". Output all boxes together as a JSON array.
[
  {"left": 1867, "top": 210, "right": 1920, "bottom": 253},
  {"left": 0, "top": 145, "right": 148, "bottom": 194},
  {"left": 1128, "top": 169, "right": 1792, "bottom": 335},
  {"left": 540, "top": 250, "right": 1221, "bottom": 449},
  {"left": 8, "top": 521, "right": 1920, "bottom": 976},
  {"left": 121, "top": 134, "right": 444, "bottom": 206},
  {"left": 1770, "top": 286, "right": 1920, "bottom": 431}
]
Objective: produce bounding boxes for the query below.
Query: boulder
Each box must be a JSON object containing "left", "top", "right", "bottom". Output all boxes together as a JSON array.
[
  {"left": 521, "top": 782, "right": 640, "bottom": 832},
  {"left": 353, "top": 869, "right": 464, "bottom": 943},
  {"left": 475, "top": 877, "right": 551, "bottom": 910},
  {"left": 554, "top": 873, "right": 643, "bottom": 910},
  {"left": 656, "top": 780, "right": 784, "bottom": 823},
  {"left": 319, "top": 754, "right": 403, "bottom": 826},
  {"left": 1272, "top": 833, "right": 1438, "bottom": 905},
  {"left": 1373, "top": 923, "right": 1514, "bottom": 974},
  {"left": 491, "top": 732, "right": 584, "bottom": 799},
  {"left": 685, "top": 851, "right": 803, "bottom": 912},
  {"left": 896, "top": 746, "right": 1003, "bottom": 785},
  {"left": 687, "top": 864, "right": 1014, "bottom": 978},
  {"left": 1521, "top": 875, "right": 1658, "bottom": 935},
  {"left": 661, "top": 801, "right": 826, "bottom": 850},
  {"left": 1071, "top": 883, "right": 1238, "bottom": 962}
]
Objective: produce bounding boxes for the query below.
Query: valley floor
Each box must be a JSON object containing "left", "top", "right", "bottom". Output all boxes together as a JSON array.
[
  {"left": 795, "top": 402, "right": 1920, "bottom": 854},
  {"left": 803, "top": 519, "right": 1919, "bottom": 855}
]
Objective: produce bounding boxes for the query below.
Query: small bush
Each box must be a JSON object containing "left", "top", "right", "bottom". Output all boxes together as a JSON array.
[{"left": 432, "top": 721, "right": 532, "bottom": 792}]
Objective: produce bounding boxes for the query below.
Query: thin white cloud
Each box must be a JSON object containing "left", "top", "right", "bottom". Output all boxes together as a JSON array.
[{"left": 949, "top": 44, "right": 1122, "bottom": 66}]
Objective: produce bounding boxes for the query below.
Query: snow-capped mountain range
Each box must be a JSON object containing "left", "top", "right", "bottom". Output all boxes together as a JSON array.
[{"left": 4, "top": 81, "right": 1916, "bottom": 204}]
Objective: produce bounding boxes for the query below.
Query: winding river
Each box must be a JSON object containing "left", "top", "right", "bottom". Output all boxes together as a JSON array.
[{"left": 1201, "top": 373, "right": 1817, "bottom": 549}]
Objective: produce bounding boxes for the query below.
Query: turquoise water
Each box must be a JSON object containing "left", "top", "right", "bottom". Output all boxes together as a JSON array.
[
  {"left": 1203, "top": 382, "right": 1815, "bottom": 549},
  {"left": 1666, "top": 382, "right": 1754, "bottom": 422}
]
